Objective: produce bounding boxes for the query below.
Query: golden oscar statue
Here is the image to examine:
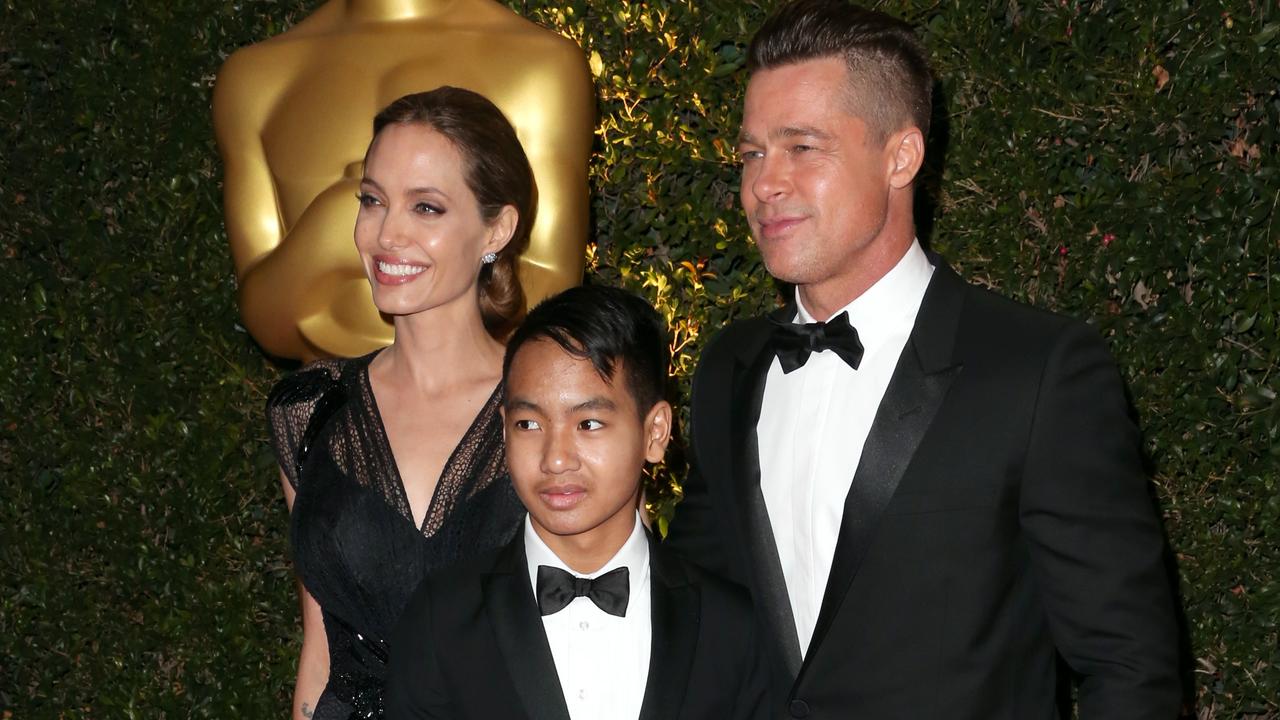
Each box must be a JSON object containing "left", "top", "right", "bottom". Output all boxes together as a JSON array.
[{"left": 213, "top": 0, "right": 594, "bottom": 360}]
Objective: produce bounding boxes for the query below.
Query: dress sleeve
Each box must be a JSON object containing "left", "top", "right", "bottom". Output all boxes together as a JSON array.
[{"left": 265, "top": 360, "right": 342, "bottom": 490}]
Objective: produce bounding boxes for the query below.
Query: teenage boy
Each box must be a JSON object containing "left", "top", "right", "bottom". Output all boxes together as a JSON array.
[{"left": 385, "top": 285, "right": 767, "bottom": 720}]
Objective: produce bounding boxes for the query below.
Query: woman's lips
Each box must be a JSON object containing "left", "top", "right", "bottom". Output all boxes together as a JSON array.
[{"left": 372, "top": 256, "right": 428, "bottom": 285}]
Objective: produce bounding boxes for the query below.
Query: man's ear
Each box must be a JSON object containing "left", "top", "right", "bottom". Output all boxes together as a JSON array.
[
  {"left": 887, "top": 126, "right": 926, "bottom": 190},
  {"left": 643, "top": 400, "right": 673, "bottom": 464},
  {"left": 484, "top": 204, "right": 519, "bottom": 256}
]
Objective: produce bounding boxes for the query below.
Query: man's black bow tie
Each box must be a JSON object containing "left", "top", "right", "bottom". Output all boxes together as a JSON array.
[
  {"left": 769, "top": 311, "right": 865, "bottom": 373},
  {"left": 536, "top": 565, "right": 630, "bottom": 617}
]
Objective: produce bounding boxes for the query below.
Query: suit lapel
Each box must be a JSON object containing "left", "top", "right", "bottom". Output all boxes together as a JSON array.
[
  {"left": 482, "top": 541, "right": 573, "bottom": 720},
  {"left": 797, "top": 262, "right": 967, "bottom": 682},
  {"left": 638, "top": 537, "right": 699, "bottom": 720},
  {"left": 729, "top": 306, "right": 805, "bottom": 679}
]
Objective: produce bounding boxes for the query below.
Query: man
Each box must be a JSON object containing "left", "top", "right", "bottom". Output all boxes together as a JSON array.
[
  {"left": 665, "top": 1, "right": 1181, "bottom": 718},
  {"left": 385, "top": 285, "right": 767, "bottom": 720}
]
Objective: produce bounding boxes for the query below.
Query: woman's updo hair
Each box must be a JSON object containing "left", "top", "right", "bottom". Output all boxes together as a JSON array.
[{"left": 368, "top": 87, "right": 535, "bottom": 339}]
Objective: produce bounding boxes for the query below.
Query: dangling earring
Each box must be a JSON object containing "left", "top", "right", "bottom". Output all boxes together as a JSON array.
[{"left": 481, "top": 252, "right": 497, "bottom": 264}]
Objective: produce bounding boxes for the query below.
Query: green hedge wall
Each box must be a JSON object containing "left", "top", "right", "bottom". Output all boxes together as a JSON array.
[{"left": 2, "top": 0, "right": 1276, "bottom": 716}]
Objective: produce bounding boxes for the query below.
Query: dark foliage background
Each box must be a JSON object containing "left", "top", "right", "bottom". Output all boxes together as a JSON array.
[{"left": 2, "top": 0, "right": 1276, "bottom": 716}]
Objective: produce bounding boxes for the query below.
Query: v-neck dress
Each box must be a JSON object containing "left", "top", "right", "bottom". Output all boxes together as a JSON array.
[{"left": 267, "top": 351, "right": 524, "bottom": 720}]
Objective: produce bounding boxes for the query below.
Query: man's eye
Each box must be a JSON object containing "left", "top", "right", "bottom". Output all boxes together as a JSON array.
[
  {"left": 792, "top": 144, "right": 815, "bottom": 153},
  {"left": 739, "top": 150, "right": 763, "bottom": 162},
  {"left": 514, "top": 419, "right": 540, "bottom": 431},
  {"left": 414, "top": 201, "right": 444, "bottom": 215},
  {"left": 579, "top": 419, "right": 604, "bottom": 430}
]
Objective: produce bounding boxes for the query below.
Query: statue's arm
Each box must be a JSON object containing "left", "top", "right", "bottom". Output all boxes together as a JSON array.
[{"left": 213, "top": 50, "right": 285, "bottom": 280}]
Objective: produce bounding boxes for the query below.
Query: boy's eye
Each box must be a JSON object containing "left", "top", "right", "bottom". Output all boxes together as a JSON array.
[
  {"left": 578, "top": 419, "right": 604, "bottom": 431},
  {"left": 513, "top": 419, "right": 540, "bottom": 431}
]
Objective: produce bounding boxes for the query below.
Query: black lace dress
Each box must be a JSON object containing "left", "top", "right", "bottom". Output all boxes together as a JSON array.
[{"left": 266, "top": 351, "right": 525, "bottom": 719}]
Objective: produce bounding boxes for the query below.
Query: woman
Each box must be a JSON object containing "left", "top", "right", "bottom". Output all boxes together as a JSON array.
[{"left": 266, "top": 87, "right": 534, "bottom": 719}]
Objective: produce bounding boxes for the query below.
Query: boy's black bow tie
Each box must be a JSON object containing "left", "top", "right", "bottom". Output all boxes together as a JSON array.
[
  {"left": 769, "top": 311, "right": 864, "bottom": 373},
  {"left": 536, "top": 565, "right": 630, "bottom": 617}
]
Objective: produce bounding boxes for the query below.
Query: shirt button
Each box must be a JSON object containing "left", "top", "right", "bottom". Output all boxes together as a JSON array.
[
  {"left": 578, "top": 688, "right": 587, "bottom": 700},
  {"left": 579, "top": 620, "right": 589, "bottom": 630}
]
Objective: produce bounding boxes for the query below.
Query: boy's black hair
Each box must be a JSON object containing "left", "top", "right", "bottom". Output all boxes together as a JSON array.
[{"left": 503, "top": 285, "right": 669, "bottom": 415}]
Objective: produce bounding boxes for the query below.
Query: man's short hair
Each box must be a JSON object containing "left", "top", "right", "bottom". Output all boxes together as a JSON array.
[
  {"left": 747, "top": 0, "right": 933, "bottom": 142},
  {"left": 503, "top": 285, "right": 669, "bottom": 415}
]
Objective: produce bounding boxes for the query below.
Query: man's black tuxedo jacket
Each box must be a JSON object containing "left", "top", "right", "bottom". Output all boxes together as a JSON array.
[
  {"left": 384, "top": 531, "right": 768, "bottom": 720},
  {"left": 666, "top": 261, "right": 1181, "bottom": 719}
]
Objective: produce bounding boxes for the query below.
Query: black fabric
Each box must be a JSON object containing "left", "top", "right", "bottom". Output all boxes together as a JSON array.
[
  {"left": 384, "top": 534, "right": 770, "bottom": 720},
  {"left": 267, "top": 351, "right": 525, "bottom": 720},
  {"left": 536, "top": 565, "right": 630, "bottom": 617},
  {"left": 666, "top": 259, "right": 1182, "bottom": 719},
  {"left": 768, "top": 310, "right": 864, "bottom": 373}
]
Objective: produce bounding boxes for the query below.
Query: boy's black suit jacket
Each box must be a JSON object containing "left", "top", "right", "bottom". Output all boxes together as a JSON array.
[
  {"left": 385, "top": 530, "right": 768, "bottom": 720},
  {"left": 666, "top": 259, "right": 1182, "bottom": 719}
]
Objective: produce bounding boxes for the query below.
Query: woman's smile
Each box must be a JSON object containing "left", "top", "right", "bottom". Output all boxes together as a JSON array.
[{"left": 373, "top": 255, "right": 429, "bottom": 284}]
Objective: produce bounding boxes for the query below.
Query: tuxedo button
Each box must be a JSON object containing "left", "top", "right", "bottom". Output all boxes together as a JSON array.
[{"left": 789, "top": 699, "right": 810, "bottom": 717}]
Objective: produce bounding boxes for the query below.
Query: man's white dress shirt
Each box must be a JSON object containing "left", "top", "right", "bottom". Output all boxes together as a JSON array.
[
  {"left": 524, "top": 513, "right": 651, "bottom": 720},
  {"left": 757, "top": 240, "right": 934, "bottom": 657}
]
